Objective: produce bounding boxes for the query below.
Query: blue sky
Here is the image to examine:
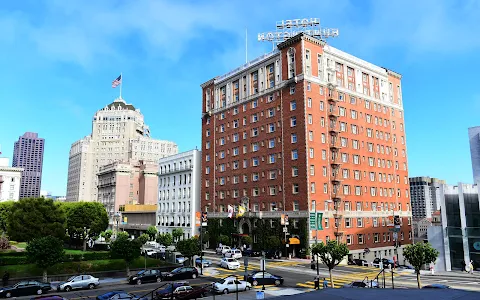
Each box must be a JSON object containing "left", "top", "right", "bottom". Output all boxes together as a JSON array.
[{"left": 0, "top": 0, "right": 479, "bottom": 195}]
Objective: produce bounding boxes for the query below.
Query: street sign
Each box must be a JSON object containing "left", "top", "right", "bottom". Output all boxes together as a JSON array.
[
  {"left": 283, "top": 227, "right": 288, "bottom": 233},
  {"left": 389, "top": 228, "right": 401, "bottom": 232},
  {"left": 317, "top": 213, "right": 323, "bottom": 230},
  {"left": 309, "top": 212, "right": 316, "bottom": 230}
]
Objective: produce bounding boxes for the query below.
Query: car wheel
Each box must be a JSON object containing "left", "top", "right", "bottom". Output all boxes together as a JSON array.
[
  {"left": 223, "top": 289, "right": 229, "bottom": 294},
  {"left": 136, "top": 279, "right": 142, "bottom": 285},
  {"left": 157, "top": 277, "right": 162, "bottom": 282},
  {"left": 5, "top": 292, "right": 11, "bottom": 298},
  {"left": 37, "top": 289, "right": 43, "bottom": 295},
  {"left": 192, "top": 273, "right": 197, "bottom": 279},
  {"left": 64, "top": 286, "right": 72, "bottom": 292},
  {"left": 88, "top": 283, "right": 95, "bottom": 289},
  {"left": 274, "top": 280, "right": 281, "bottom": 286},
  {"left": 252, "top": 281, "right": 258, "bottom": 286}
]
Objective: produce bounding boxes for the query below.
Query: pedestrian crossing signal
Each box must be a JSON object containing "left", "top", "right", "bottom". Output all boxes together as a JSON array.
[
  {"left": 394, "top": 215, "right": 400, "bottom": 226},
  {"left": 201, "top": 212, "right": 208, "bottom": 226}
]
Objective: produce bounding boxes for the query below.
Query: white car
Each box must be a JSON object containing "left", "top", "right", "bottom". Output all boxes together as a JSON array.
[
  {"left": 220, "top": 258, "right": 240, "bottom": 270},
  {"left": 57, "top": 275, "right": 99, "bottom": 291},
  {"left": 216, "top": 246, "right": 231, "bottom": 255},
  {"left": 213, "top": 277, "right": 251, "bottom": 294},
  {"left": 224, "top": 249, "right": 242, "bottom": 259}
]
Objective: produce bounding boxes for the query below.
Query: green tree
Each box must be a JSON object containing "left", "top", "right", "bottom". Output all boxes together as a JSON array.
[
  {"left": 7, "top": 198, "right": 66, "bottom": 242},
  {"left": 0, "top": 201, "right": 14, "bottom": 233},
  {"left": 311, "top": 240, "right": 349, "bottom": 288},
  {"left": 265, "top": 236, "right": 281, "bottom": 250},
  {"left": 177, "top": 238, "right": 200, "bottom": 266},
  {"left": 137, "top": 233, "right": 149, "bottom": 245},
  {"left": 65, "top": 202, "right": 109, "bottom": 251},
  {"left": 218, "top": 234, "right": 230, "bottom": 246},
  {"left": 172, "top": 228, "right": 184, "bottom": 243},
  {"left": 157, "top": 233, "right": 173, "bottom": 247},
  {"left": 110, "top": 233, "right": 141, "bottom": 275},
  {"left": 26, "top": 236, "right": 65, "bottom": 282},
  {"left": 146, "top": 226, "right": 158, "bottom": 241},
  {"left": 403, "top": 242, "right": 439, "bottom": 288},
  {"left": 101, "top": 229, "right": 113, "bottom": 242},
  {"left": 241, "top": 236, "right": 253, "bottom": 247}
]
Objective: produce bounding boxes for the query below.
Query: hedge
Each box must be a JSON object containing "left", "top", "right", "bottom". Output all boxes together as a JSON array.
[
  {"left": 0, "top": 252, "right": 112, "bottom": 266},
  {"left": 0, "top": 251, "right": 27, "bottom": 257}
]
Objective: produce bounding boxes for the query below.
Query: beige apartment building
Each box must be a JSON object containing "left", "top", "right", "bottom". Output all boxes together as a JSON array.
[
  {"left": 66, "top": 97, "right": 178, "bottom": 202},
  {"left": 97, "top": 160, "right": 159, "bottom": 217}
]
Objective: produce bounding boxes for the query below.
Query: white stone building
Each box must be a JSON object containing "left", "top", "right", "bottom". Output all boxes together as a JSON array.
[
  {"left": 157, "top": 149, "right": 201, "bottom": 239},
  {"left": 66, "top": 97, "right": 178, "bottom": 202},
  {"left": 0, "top": 157, "right": 23, "bottom": 201}
]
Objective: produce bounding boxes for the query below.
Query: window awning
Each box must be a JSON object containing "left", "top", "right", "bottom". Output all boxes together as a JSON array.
[{"left": 289, "top": 237, "right": 300, "bottom": 245}]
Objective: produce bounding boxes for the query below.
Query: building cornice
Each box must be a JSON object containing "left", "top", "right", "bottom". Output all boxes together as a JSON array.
[
  {"left": 277, "top": 32, "right": 326, "bottom": 50},
  {"left": 200, "top": 78, "right": 216, "bottom": 89},
  {"left": 385, "top": 69, "right": 402, "bottom": 79},
  {"left": 0, "top": 167, "right": 23, "bottom": 173}
]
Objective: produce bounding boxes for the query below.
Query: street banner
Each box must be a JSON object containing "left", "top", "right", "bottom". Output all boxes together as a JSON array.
[
  {"left": 317, "top": 212, "right": 323, "bottom": 230},
  {"left": 195, "top": 212, "right": 201, "bottom": 227},
  {"left": 309, "top": 213, "right": 316, "bottom": 230}
]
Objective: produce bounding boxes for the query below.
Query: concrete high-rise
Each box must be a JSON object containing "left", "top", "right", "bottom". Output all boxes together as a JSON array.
[
  {"left": 12, "top": 132, "right": 45, "bottom": 198},
  {"left": 409, "top": 176, "right": 445, "bottom": 219},
  {"left": 66, "top": 97, "right": 178, "bottom": 202},
  {"left": 468, "top": 126, "right": 480, "bottom": 182},
  {"left": 201, "top": 32, "right": 411, "bottom": 261}
]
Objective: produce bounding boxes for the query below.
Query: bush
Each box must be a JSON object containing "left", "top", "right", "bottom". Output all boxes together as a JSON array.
[
  {"left": 0, "top": 256, "right": 29, "bottom": 265},
  {"left": 0, "top": 251, "right": 26, "bottom": 257}
]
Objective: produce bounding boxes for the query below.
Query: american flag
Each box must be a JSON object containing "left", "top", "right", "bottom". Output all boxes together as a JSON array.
[{"left": 112, "top": 75, "right": 122, "bottom": 88}]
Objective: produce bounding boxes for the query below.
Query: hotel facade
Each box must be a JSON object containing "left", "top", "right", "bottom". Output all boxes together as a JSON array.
[{"left": 200, "top": 33, "right": 411, "bottom": 260}]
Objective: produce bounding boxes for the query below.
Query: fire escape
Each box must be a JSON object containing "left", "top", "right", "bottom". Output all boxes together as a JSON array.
[{"left": 328, "top": 85, "right": 345, "bottom": 241}]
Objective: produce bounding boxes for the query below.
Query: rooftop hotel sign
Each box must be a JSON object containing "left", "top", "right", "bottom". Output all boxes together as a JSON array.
[{"left": 258, "top": 18, "right": 339, "bottom": 43}]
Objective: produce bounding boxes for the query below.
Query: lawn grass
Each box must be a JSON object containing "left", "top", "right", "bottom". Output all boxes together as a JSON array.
[
  {"left": 63, "top": 249, "right": 109, "bottom": 255},
  {"left": 9, "top": 241, "right": 27, "bottom": 249},
  {"left": 0, "top": 257, "right": 167, "bottom": 279}
]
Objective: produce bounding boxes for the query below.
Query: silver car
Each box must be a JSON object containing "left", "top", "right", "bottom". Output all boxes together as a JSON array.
[{"left": 57, "top": 275, "right": 100, "bottom": 292}]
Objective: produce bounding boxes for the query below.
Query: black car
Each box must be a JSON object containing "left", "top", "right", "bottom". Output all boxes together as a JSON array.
[
  {"left": 0, "top": 280, "right": 52, "bottom": 298},
  {"left": 128, "top": 269, "right": 162, "bottom": 285},
  {"left": 242, "top": 249, "right": 261, "bottom": 257},
  {"left": 96, "top": 291, "right": 147, "bottom": 300},
  {"left": 353, "top": 259, "right": 368, "bottom": 266},
  {"left": 155, "top": 282, "right": 188, "bottom": 299},
  {"left": 423, "top": 284, "right": 450, "bottom": 289},
  {"left": 265, "top": 250, "right": 281, "bottom": 259},
  {"left": 246, "top": 271, "right": 283, "bottom": 287},
  {"left": 161, "top": 267, "right": 198, "bottom": 281},
  {"left": 373, "top": 258, "right": 396, "bottom": 268}
]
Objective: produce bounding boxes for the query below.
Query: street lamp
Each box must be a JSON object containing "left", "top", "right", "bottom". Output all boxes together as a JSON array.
[{"left": 113, "top": 212, "right": 122, "bottom": 239}]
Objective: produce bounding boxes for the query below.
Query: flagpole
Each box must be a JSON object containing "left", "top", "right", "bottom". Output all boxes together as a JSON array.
[{"left": 119, "top": 72, "right": 123, "bottom": 99}]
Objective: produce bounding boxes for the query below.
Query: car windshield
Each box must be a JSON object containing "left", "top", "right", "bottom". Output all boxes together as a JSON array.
[
  {"left": 217, "top": 279, "right": 227, "bottom": 284},
  {"left": 171, "top": 268, "right": 182, "bottom": 273},
  {"left": 67, "top": 276, "right": 76, "bottom": 281},
  {"left": 137, "top": 270, "right": 146, "bottom": 275}
]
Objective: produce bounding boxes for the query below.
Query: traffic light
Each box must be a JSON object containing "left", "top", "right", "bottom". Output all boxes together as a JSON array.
[
  {"left": 201, "top": 212, "right": 208, "bottom": 224},
  {"left": 284, "top": 214, "right": 289, "bottom": 225},
  {"left": 394, "top": 215, "right": 400, "bottom": 226}
]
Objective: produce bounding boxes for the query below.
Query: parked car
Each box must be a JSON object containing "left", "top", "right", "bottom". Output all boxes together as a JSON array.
[
  {"left": 128, "top": 269, "right": 162, "bottom": 285},
  {"left": 161, "top": 267, "right": 199, "bottom": 281},
  {"left": 216, "top": 246, "right": 231, "bottom": 255},
  {"left": 195, "top": 258, "right": 212, "bottom": 268},
  {"left": 242, "top": 249, "right": 261, "bottom": 257},
  {"left": 220, "top": 258, "right": 240, "bottom": 270},
  {"left": 246, "top": 271, "right": 283, "bottom": 287},
  {"left": 57, "top": 275, "right": 99, "bottom": 292},
  {"left": 397, "top": 264, "right": 414, "bottom": 270},
  {"left": 353, "top": 259, "right": 368, "bottom": 266},
  {"left": 0, "top": 280, "right": 52, "bottom": 298},
  {"left": 96, "top": 291, "right": 147, "bottom": 300},
  {"left": 343, "top": 281, "right": 378, "bottom": 288},
  {"left": 145, "top": 242, "right": 166, "bottom": 252},
  {"left": 224, "top": 249, "right": 242, "bottom": 259},
  {"left": 372, "top": 258, "right": 396, "bottom": 268},
  {"left": 265, "top": 250, "right": 281, "bottom": 259},
  {"left": 212, "top": 278, "right": 251, "bottom": 294},
  {"left": 154, "top": 282, "right": 188, "bottom": 299},
  {"left": 31, "top": 296, "right": 67, "bottom": 300},
  {"left": 170, "top": 285, "right": 209, "bottom": 300},
  {"left": 423, "top": 284, "right": 451, "bottom": 289}
]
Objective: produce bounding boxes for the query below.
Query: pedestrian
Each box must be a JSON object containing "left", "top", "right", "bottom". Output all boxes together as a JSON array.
[
  {"left": 469, "top": 260, "right": 474, "bottom": 274},
  {"left": 313, "top": 275, "right": 320, "bottom": 290},
  {"left": 462, "top": 260, "right": 467, "bottom": 272},
  {"left": 323, "top": 278, "right": 328, "bottom": 289},
  {"left": 2, "top": 271, "right": 9, "bottom": 287}
]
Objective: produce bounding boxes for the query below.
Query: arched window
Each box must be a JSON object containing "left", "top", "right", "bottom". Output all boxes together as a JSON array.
[{"left": 288, "top": 48, "right": 296, "bottom": 79}]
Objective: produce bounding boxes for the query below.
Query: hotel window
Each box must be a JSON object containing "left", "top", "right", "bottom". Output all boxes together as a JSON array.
[
  {"left": 307, "top": 98, "right": 312, "bottom": 107},
  {"left": 251, "top": 114, "right": 258, "bottom": 123},
  {"left": 320, "top": 101, "right": 324, "bottom": 111},
  {"left": 233, "top": 161, "right": 239, "bottom": 169},
  {"left": 323, "top": 167, "right": 327, "bottom": 176},
  {"left": 293, "top": 201, "right": 300, "bottom": 211},
  {"left": 291, "top": 150, "right": 298, "bottom": 160},
  {"left": 308, "top": 114, "right": 313, "bottom": 124},
  {"left": 292, "top": 166, "right": 299, "bottom": 177},
  {"left": 268, "top": 154, "right": 275, "bottom": 164},
  {"left": 291, "top": 134, "right": 297, "bottom": 143},
  {"left": 206, "top": 129, "right": 210, "bottom": 137},
  {"left": 269, "top": 186, "right": 277, "bottom": 196},
  {"left": 290, "top": 100, "right": 296, "bottom": 111},
  {"left": 205, "top": 154, "right": 210, "bottom": 162},
  {"left": 311, "top": 183, "right": 316, "bottom": 193},
  {"left": 355, "top": 186, "right": 361, "bottom": 195},
  {"left": 309, "top": 148, "right": 314, "bottom": 158},
  {"left": 252, "top": 157, "right": 259, "bottom": 166},
  {"left": 268, "top": 108, "right": 275, "bottom": 117},
  {"left": 290, "top": 117, "right": 297, "bottom": 127},
  {"left": 205, "top": 141, "right": 210, "bottom": 149},
  {"left": 346, "top": 235, "right": 353, "bottom": 245},
  {"left": 373, "top": 217, "right": 378, "bottom": 227},
  {"left": 322, "top": 150, "right": 326, "bottom": 160},
  {"left": 268, "top": 139, "right": 275, "bottom": 148},
  {"left": 233, "top": 120, "right": 239, "bottom": 128},
  {"left": 252, "top": 142, "right": 259, "bottom": 152},
  {"left": 311, "top": 200, "right": 316, "bottom": 211},
  {"left": 233, "top": 133, "right": 239, "bottom": 142},
  {"left": 269, "top": 170, "right": 276, "bottom": 179},
  {"left": 251, "top": 128, "right": 258, "bottom": 137},
  {"left": 310, "top": 165, "right": 315, "bottom": 176},
  {"left": 345, "top": 218, "right": 351, "bottom": 228},
  {"left": 323, "top": 184, "right": 328, "bottom": 194},
  {"left": 358, "top": 234, "right": 364, "bottom": 244},
  {"left": 343, "top": 185, "right": 349, "bottom": 195},
  {"left": 357, "top": 218, "right": 363, "bottom": 227},
  {"left": 370, "top": 187, "right": 377, "bottom": 196},
  {"left": 374, "top": 233, "right": 379, "bottom": 243},
  {"left": 268, "top": 123, "right": 275, "bottom": 133},
  {"left": 252, "top": 188, "right": 259, "bottom": 196},
  {"left": 292, "top": 184, "right": 299, "bottom": 194}
]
